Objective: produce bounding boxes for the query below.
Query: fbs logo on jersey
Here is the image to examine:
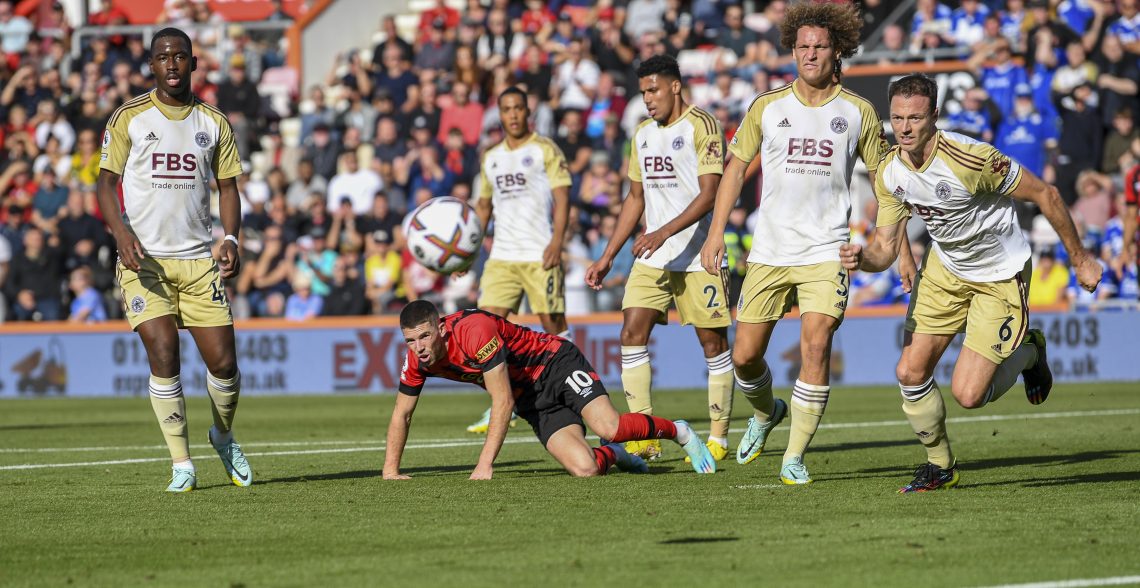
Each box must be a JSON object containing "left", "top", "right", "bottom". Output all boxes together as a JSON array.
[
  {"left": 777, "top": 118, "right": 791, "bottom": 128},
  {"left": 475, "top": 338, "right": 501, "bottom": 362}
]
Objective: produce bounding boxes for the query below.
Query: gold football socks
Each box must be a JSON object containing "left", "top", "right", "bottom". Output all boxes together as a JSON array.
[
  {"left": 150, "top": 374, "right": 190, "bottom": 464},
  {"left": 620, "top": 346, "right": 652, "bottom": 415},
  {"left": 900, "top": 376, "right": 954, "bottom": 469}
]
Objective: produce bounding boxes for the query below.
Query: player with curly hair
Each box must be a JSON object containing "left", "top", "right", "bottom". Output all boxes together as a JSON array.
[{"left": 700, "top": 2, "right": 905, "bottom": 484}]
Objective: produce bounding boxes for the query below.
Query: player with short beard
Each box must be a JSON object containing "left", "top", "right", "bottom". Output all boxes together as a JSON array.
[
  {"left": 585, "top": 54, "right": 735, "bottom": 464},
  {"left": 97, "top": 28, "right": 250, "bottom": 492},
  {"left": 842, "top": 73, "right": 1101, "bottom": 492},
  {"left": 700, "top": 2, "right": 901, "bottom": 484},
  {"left": 463, "top": 86, "right": 572, "bottom": 435}
]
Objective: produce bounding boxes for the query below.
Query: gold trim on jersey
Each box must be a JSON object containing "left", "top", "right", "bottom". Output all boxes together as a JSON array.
[
  {"left": 941, "top": 139, "right": 985, "bottom": 171},
  {"left": 790, "top": 80, "right": 843, "bottom": 108},
  {"left": 108, "top": 94, "right": 153, "bottom": 126}
]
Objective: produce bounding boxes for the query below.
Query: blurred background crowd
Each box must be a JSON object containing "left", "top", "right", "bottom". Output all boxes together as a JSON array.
[{"left": 0, "top": 0, "right": 1137, "bottom": 324}]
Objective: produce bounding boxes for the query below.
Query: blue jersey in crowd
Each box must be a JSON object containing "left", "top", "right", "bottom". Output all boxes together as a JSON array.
[
  {"left": 951, "top": 4, "right": 989, "bottom": 44},
  {"left": 1029, "top": 64, "right": 1060, "bottom": 126},
  {"left": 1058, "top": 0, "right": 1096, "bottom": 33},
  {"left": 1107, "top": 14, "right": 1140, "bottom": 45},
  {"left": 912, "top": 2, "right": 953, "bottom": 36},
  {"left": 947, "top": 108, "right": 993, "bottom": 139},
  {"left": 996, "top": 111, "right": 1058, "bottom": 177},
  {"left": 1000, "top": 11, "right": 1025, "bottom": 46},
  {"left": 982, "top": 63, "right": 1029, "bottom": 118}
]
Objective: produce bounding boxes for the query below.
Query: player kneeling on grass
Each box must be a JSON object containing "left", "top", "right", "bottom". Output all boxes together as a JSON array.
[
  {"left": 841, "top": 74, "right": 1102, "bottom": 493},
  {"left": 383, "top": 301, "right": 717, "bottom": 479}
]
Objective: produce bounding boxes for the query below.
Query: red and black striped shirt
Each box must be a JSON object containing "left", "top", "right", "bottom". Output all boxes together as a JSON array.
[{"left": 398, "top": 309, "right": 564, "bottom": 397}]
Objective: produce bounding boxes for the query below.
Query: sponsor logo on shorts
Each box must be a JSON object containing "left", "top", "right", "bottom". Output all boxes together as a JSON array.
[
  {"left": 835, "top": 300, "right": 847, "bottom": 311},
  {"left": 991, "top": 343, "right": 1003, "bottom": 353},
  {"left": 194, "top": 132, "right": 211, "bottom": 148},
  {"left": 474, "top": 338, "right": 501, "bottom": 362},
  {"left": 830, "top": 116, "right": 848, "bottom": 134},
  {"left": 710, "top": 310, "right": 723, "bottom": 319},
  {"left": 130, "top": 295, "right": 146, "bottom": 314}
]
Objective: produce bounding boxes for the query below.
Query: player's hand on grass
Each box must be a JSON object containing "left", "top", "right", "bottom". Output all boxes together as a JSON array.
[
  {"left": 699, "top": 238, "right": 725, "bottom": 275},
  {"left": 585, "top": 258, "right": 612, "bottom": 290},
  {"left": 542, "top": 241, "right": 562, "bottom": 270},
  {"left": 1074, "top": 254, "right": 1103, "bottom": 293},
  {"left": 113, "top": 230, "right": 146, "bottom": 271},
  {"left": 219, "top": 239, "right": 241, "bottom": 279},
  {"left": 839, "top": 243, "right": 862, "bottom": 271},
  {"left": 470, "top": 464, "right": 493, "bottom": 480},
  {"left": 633, "top": 229, "right": 669, "bottom": 260}
]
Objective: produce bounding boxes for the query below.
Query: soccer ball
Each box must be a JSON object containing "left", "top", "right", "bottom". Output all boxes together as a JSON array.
[{"left": 403, "top": 196, "right": 484, "bottom": 274}]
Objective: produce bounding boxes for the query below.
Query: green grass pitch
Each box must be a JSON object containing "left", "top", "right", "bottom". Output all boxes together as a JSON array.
[{"left": 2, "top": 383, "right": 1138, "bottom": 587}]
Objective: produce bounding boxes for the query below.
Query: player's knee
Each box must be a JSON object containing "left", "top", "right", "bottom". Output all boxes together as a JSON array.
[
  {"left": 566, "top": 460, "right": 601, "bottom": 478},
  {"left": 619, "top": 327, "right": 648, "bottom": 347},
  {"left": 148, "top": 341, "right": 180, "bottom": 374},
  {"left": 731, "top": 346, "right": 757, "bottom": 370},
  {"left": 896, "top": 361, "right": 929, "bottom": 387},
  {"left": 592, "top": 420, "right": 618, "bottom": 442},
  {"left": 209, "top": 356, "right": 238, "bottom": 380},
  {"left": 951, "top": 383, "right": 987, "bottom": 409}
]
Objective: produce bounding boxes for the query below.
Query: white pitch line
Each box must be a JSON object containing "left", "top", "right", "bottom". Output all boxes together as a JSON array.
[
  {"left": 2, "top": 408, "right": 1137, "bottom": 471},
  {"left": 973, "top": 575, "right": 1140, "bottom": 588}
]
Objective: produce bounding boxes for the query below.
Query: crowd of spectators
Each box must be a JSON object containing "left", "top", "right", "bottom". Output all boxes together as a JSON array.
[{"left": 0, "top": 0, "right": 1137, "bottom": 325}]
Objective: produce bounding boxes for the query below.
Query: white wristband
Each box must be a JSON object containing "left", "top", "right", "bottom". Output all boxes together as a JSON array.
[{"left": 223, "top": 235, "right": 239, "bottom": 246}]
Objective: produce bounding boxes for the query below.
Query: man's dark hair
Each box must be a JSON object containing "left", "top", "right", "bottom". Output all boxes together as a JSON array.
[
  {"left": 888, "top": 74, "right": 939, "bottom": 114},
  {"left": 150, "top": 27, "right": 193, "bottom": 54},
  {"left": 400, "top": 300, "right": 440, "bottom": 329},
  {"left": 636, "top": 54, "right": 681, "bottom": 81},
  {"left": 497, "top": 86, "right": 529, "bottom": 108}
]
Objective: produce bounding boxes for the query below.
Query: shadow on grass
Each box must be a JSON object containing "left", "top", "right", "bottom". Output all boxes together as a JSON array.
[
  {"left": 659, "top": 537, "right": 740, "bottom": 545},
  {"left": 258, "top": 460, "right": 544, "bottom": 484},
  {"left": 967, "top": 470, "right": 1140, "bottom": 488},
  {"left": 829, "top": 449, "right": 1140, "bottom": 486}
]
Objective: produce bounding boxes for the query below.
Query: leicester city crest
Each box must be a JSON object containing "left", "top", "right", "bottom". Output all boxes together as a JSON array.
[
  {"left": 521, "top": 155, "right": 534, "bottom": 167},
  {"left": 672, "top": 136, "right": 685, "bottom": 151},
  {"left": 195, "top": 132, "right": 211, "bottom": 148},
  {"left": 130, "top": 296, "right": 146, "bottom": 314},
  {"left": 935, "top": 180, "right": 952, "bottom": 201},
  {"left": 830, "top": 117, "right": 848, "bottom": 134}
]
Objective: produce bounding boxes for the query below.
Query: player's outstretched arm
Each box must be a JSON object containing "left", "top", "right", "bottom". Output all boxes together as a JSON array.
[
  {"left": 1011, "top": 172, "right": 1103, "bottom": 292},
  {"left": 586, "top": 181, "right": 645, "bottom": 289},
  {"left": 700, "top": 156, "right": 747, "bottom": 274},
  {"left": 544, "top": 185, "right": 570, "bottom": 270},
  {"left": 383, "top": 392, "right": 420, "bottom": 480},
  {"left": 95, "top": 169, "right": 145, "bottom": 271},
  {"left": 471, "top": 363, "right": 514, "bottom": 480},
  {"left": 217, "top": 176, "right": 242, "bottom": 279},
  {"left": 634, "top": 173, "right": 722, "bottom": 260},
  {"left": 841, "top": 220, "right": 906, "bottom": 274}
]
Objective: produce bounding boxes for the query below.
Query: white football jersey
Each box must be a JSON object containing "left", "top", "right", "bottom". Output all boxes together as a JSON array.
[
  {"left": 874, "top": 131, "right": 1030, "bottom": 282},
  {"left": 101, "top": 91, "right": 242, "bottom": 259},
  {"left": 628, "top": 105, "right": 725, "bottom": 272},
  {"left": 476, "top": 133, "right": 571, "bottom": 262},
  {"left": 730, "top": 83, "right": 887, "bottom": 266}
]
